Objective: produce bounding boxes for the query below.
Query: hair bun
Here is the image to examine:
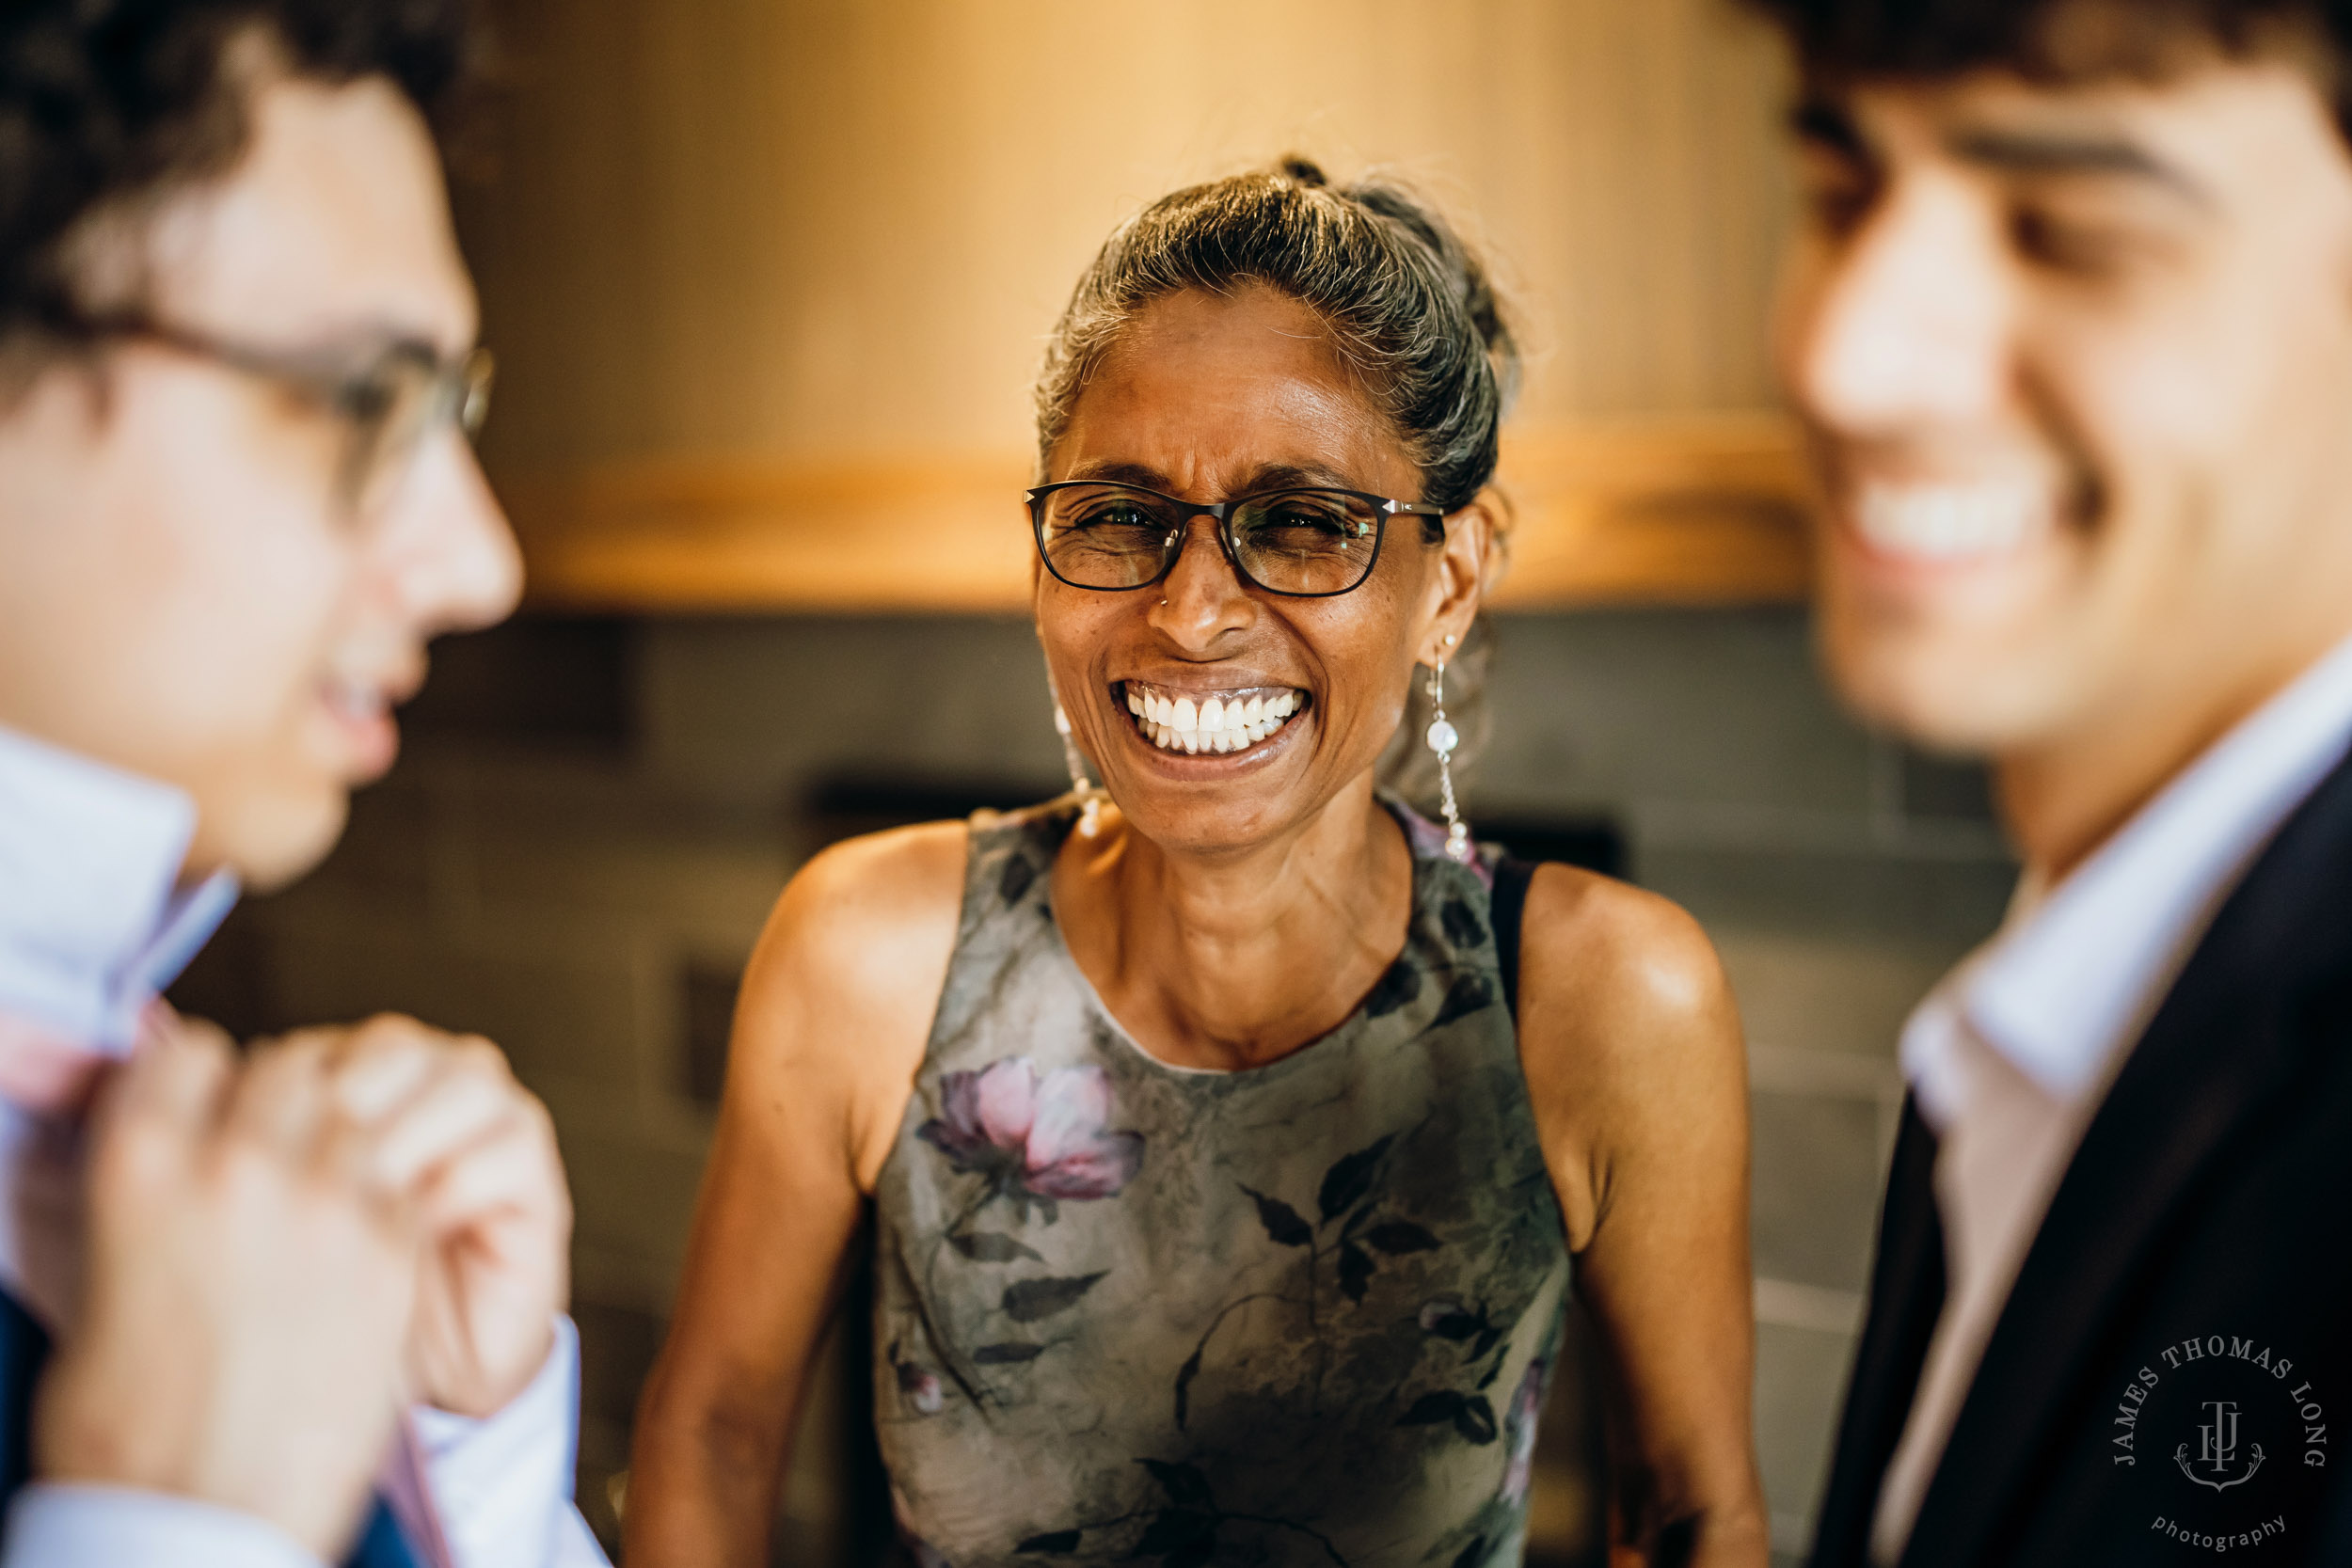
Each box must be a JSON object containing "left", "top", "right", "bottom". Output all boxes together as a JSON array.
[{"left": 1276, "top": 154, "right": 1328, "bottom": 188}]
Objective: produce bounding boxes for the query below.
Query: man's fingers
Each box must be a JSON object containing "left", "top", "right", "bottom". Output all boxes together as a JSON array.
[
  {"left": 364, "top": 1048, "right": 524, "bottom": 1194},
  {"left": 100, "top": 1014, "right": 235, "bottom": 1148},
  {"left": 322, "top": 1015, "right": 446, "bottom": 1122},
  {"left": 221, "top": 1036, "right": 337, "bottom": 1158},
  {"left": 409, "top": 1109, "right": 568, "bottom": 1236}
]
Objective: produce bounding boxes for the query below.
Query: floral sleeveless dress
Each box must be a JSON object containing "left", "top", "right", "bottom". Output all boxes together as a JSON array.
[{"left": 870, "top": 797, "right": 1572, "bottom": 1568}]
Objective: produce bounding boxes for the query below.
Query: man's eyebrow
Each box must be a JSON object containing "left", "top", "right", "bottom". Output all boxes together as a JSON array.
[
  {"left": 1789, "top": 96, "right": 1870, "bottom": 160},
  {"left": 1944, "top": 126, "right": 2213, "bottom": 205}
]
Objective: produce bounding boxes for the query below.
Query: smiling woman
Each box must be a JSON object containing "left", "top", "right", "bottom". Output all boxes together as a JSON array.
[{"left": 626, "top": 161, "right": 1770, "bottom": 1568}]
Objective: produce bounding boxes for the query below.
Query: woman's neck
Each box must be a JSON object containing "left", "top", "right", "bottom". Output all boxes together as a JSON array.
[{"left": 1052, "top": 777, "right": 1416, "bottom": 1071}]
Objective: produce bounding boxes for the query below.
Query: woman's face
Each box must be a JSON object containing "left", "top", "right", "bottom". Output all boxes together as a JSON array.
[{"left": 1037, "top": 283, "right": 1484, "bottom": 856}]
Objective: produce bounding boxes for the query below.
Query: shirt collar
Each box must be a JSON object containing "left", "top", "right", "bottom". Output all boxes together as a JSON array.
[
  {"left": 0, "top": 725, "right": 237, "bottom": 1053},
  {"left": 1905, "top": 632, "right": 2352, "bottom": 1122}
]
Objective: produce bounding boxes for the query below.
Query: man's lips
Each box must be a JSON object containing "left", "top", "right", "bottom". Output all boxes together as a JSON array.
[{"left": 1840, "top": 478, "right": 2057, "bottom": 566}]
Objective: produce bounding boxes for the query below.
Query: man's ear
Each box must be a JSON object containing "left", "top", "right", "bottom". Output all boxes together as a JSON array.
[{"left": 1418, "top": 489, "right": 1503, "bottom": 666}]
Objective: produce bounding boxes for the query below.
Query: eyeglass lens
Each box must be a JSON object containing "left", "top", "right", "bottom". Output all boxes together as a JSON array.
[
  {"left": 343, "top": 347, "right": 496, "bottom": 516},
  {"left": 1035, "top": 484, "right": 1385, "bottom": 595}
]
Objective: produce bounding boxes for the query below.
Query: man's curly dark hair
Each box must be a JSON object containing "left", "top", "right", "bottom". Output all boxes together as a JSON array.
[
  {"left": 1747, "top": 0, "right": 2352, "bottom": 140},
  {"left": 0, "top": 0, "right": 478, "bottom": 345}
]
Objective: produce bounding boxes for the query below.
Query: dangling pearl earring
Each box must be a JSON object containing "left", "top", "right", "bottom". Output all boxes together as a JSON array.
[
  {"left": 1425, "top": 634, "right": 1472, "bottom": 864},
  {"left": 1054, "top": 702, "right": 1106, "bottom": 838}
]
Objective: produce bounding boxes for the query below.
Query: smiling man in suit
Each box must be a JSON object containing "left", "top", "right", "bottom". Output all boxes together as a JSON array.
[
  {"left": 0, "top": 3, "right": 603, "bottom": 1565},
  {"left": 1747, "top": 1, "right": 2352, "bottom": 1564}
]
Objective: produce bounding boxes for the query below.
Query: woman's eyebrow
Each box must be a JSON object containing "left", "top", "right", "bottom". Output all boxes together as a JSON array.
[
  {"left": 1239, "top": 462, "right": 1356, "bottom": 492},
  {"left": 1063, "top": 459, "right": 1173, "bottom": 489}
]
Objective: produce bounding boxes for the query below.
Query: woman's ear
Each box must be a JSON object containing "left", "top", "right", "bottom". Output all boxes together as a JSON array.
[{"left": 1418, "top": 491, "right": 1502, "bottom": 666}]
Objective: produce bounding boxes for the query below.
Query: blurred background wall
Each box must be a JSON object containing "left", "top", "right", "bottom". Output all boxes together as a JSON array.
[{"left": 169, "top": 4, "right": 2018, "bottom": 1564}]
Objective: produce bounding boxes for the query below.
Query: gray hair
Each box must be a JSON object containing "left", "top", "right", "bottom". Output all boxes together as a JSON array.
[{"left": 1033, "top": 156, "right": 1519, "bottom": 511}]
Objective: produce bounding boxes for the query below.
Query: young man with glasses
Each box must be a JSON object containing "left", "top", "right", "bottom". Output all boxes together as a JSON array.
[
  {"left": 0, "top": 4, "right": 600, "bottom": 1565},
  {"left": 1750, "top": 0, "right": 2352, "bottom": 1562}
]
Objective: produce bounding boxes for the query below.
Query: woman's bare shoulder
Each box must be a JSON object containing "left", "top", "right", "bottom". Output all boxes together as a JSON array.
[
  {"left": 1518, "top": 864, "right": 1733, "bottom": 1044},
  {"left": 729, "top": 820, "right": 971, "bottom": 1187},
  {"left": 1512, "top": 865, "right": 1744, "bottom": 1136}
]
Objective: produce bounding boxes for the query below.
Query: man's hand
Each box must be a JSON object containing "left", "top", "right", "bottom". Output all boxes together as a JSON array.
[
  {"left": 299, "top": 1015, "right": 572, "bottom": 1418},
  {"left": 38, "top": 1014, "right": 421, "bottom": 1557}
]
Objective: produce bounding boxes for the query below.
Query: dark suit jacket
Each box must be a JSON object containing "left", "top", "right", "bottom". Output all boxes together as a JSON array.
[{"left": 1810, "top": 749, "right": 2352, "bottom": 1568}]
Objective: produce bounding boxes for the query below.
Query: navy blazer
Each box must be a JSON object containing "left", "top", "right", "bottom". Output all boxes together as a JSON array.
[
  {"left": 1809, "top": 751, "right": 2352, "bottom": 1566},
  {"left": 0, "top": 1286, "right": 420, "bottom": 1566}
]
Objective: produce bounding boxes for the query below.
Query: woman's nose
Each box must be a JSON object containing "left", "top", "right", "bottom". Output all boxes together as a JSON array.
[{"left": 1148, "top": 515, "right": 1255, "bottom": 650}]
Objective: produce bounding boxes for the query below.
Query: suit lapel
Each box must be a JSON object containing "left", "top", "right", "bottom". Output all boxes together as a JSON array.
[
  {"left": 1809, "top": 1099, "right": 1945, "bottom": 1568},
  {"left": 1899, "top": 749, "right": 2352, "bottom": 1568}
]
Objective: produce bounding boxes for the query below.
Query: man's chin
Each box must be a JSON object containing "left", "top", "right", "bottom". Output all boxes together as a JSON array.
[
  {"left": 1817, "top": 614, "right": 2054, "bottom": 760},
  {"left": 191, "top": 787, "right": 352, "bottom": 894}
]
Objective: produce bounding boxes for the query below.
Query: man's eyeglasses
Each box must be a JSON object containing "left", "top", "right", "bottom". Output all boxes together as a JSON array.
[
  {"left": 1027, "top": 481, "right": 1446, "bottom": 598},
  {"left": 63, "top": 310, "right": 493, "bottom": 517}
]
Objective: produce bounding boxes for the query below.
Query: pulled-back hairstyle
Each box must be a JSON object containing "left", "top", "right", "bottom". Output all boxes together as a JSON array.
[
  {"left": 1035, "top": 156, "right": 1519, "bottom": 515},
  {"left": 1748, "top": 0, "right": 2352, "bottom": 141},
  {"left": 0, "top": 0, "right": 479, "bottom": 354},
  {"left": 1035, "top": 156, "right": 1518, "bottom": 802}
]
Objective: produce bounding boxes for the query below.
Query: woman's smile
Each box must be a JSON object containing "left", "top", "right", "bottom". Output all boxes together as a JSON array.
[{"left": 1116, "top": 677, "right": 1311, "bottom": 758}]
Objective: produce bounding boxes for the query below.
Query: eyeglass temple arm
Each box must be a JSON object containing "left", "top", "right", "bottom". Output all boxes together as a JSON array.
[{"left": 1385, "top": 498, "right": 1448, "bottom": 545}]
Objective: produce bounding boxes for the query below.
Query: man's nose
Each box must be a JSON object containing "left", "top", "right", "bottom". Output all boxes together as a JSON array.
[
  {"left": 373, "top": 432, "right": 524, "bottom": 637},
  {"left": 1787, "top": 175, "right": 2017, "bottom": 437},
  {"left": 1147, "top": 514, "right": 1255, "bottom": 650}
]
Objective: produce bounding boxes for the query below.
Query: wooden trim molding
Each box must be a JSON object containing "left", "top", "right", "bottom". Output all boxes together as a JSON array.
[{"left": 500, "top": 413, "right": 1814, "bottom": 613}]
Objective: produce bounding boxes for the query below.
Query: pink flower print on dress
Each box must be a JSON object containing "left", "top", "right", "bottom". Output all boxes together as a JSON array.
[
  {"left": 918, "top": 1056, "right": 1143, "bottom": 1208},
  {"left": 1500, "top": 1358, "right": 1547, "bottom": 1507}
]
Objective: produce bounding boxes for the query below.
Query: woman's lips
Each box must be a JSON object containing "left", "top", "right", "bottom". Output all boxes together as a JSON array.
[{"left": 1119, "top": 678, "right": 1309, "bottom": 756}]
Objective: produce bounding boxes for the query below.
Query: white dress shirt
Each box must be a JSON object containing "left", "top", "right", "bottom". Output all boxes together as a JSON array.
[
  {"left": 1869, "top": 632, "right": 2352, "bottom": 1564},
  {"left": 0, "top": 723, "right": 608, "bottom": 1568}
]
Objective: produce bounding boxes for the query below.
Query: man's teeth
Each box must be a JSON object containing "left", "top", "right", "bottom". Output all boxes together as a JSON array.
[
  {"left": 326, "top": 678, "right": 386, "bottom": 721},
  {"left": 1124, "top": 684, "right": 1304, "bottom": 755},
  {"left": 1855, "top": 483, "right": 2045, "bottom": 562}
]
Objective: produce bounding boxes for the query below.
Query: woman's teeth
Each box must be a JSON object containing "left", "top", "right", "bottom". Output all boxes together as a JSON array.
[{"left": 1122, "top": 682, "right": 1306, "bottom": 755}]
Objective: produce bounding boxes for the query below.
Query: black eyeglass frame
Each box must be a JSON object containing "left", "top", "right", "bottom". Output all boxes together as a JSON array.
[
  {"left": 43, "top": 306, "right": 494, "bottom": 514},
  {"left": 1025, "top": 480, "right": 1448, "bottom": 599}
]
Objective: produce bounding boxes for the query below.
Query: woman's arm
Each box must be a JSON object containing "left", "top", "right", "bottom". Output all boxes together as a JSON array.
[
  {"left": 623, "top": 823, "right": 967, "bottom": 1568},
  {"left": 1515, "top": 865, "right": 1769, "bottom": 1568}
]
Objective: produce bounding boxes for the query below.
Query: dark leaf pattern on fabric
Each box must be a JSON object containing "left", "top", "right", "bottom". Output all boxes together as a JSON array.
[
  {"left": 1454, "top": 1394, "right": 1499, "bottom": 1444},
  {"left": 998, "top": 851, "right": 1036, "bottom": 905},
  {"left": 1451, "top": 1537, "right": 1488, "bottom": 1568},
  {"left": 1399, "top": 1391, "right": 1468, "bottom": 1425},
  {"left": 1364, "top": 1221, "right": 1439, "bottom": 1255},
  {"left": 949, "top": 1231, "right": 1043, "bottom": 1262},
  {"left": 1337, "top": 1242, "right": 1375, "bottom": 1303},
  {"left": 1173, "top": 1345, "right": 1201, "bottom": 1431},
  {"left": 973, "top": 1342, "right": 1047, "bottom": 1364},
  {"left": 1135, "top": 1509, "right": 1216, "bottom": 1555},
  {"left": 1317, "top": 1134, "right": 1395, "bottom": 1222},
  {"left": 1439, "top": 896, "right": 1488, "bottom": 952},
  {"left": 1163, "top": 1540, "right": 1216, "bottom": 1568},
  {"left": 1002, "top": 1272, "right": 1107, "bottom": 1323},
  {"left": 1139, "top": 1459, "right": 1215, "bottom": 1509},
  {"left": 1431, "top": 973, "right": 1497, "bottom": 1027},
  {"left": 1239, "top": 1185, "right": 1312, "bottom": 1246},
  {"left": 1361, "top": 958, "right": 1421, "bottom": 1019},
  {"left": 1016, "top": 1529, "right": 1081, "bottom": 1553}
]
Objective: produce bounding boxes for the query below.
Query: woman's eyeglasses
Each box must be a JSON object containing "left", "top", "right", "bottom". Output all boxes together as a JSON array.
[{"left": 1027, "top": 481, "right": 1445, "bottom": 598}]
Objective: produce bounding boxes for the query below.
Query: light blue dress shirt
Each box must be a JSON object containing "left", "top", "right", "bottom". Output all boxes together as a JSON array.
[{"left": 0, "top": 723, "right": 609, "bottom": 1567}]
